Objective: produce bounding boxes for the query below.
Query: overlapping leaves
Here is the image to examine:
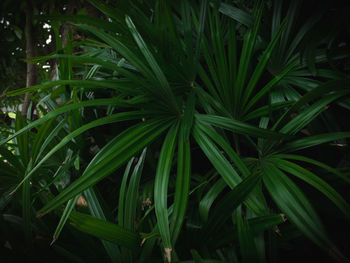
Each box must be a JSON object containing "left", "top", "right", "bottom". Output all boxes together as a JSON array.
[{"left": 1, "top": 0, "right": 349, "bottom": 262}]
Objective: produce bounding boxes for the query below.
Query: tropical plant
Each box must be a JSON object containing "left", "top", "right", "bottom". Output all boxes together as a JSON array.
[{"left": 1, "top": 0, "right": 350, "bottom": 262}]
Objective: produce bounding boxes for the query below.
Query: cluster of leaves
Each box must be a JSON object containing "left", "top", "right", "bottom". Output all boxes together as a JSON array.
[{"left": 1, "top": 0, "right": 350, "bottom": 262}]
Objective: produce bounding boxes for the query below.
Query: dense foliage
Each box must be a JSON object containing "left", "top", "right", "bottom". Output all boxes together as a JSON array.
[{"left": 1, "top": 0, "right": 350, "bottom": 262}]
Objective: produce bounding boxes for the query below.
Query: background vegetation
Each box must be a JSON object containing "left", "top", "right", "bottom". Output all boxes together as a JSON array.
[{"left": 1, "top": 0, "right": 350, "bottom": 262}]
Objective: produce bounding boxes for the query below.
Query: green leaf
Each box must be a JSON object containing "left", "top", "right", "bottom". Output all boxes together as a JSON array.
[
  {"left": 84, "top": 187, "right": 122, "bottom": 262},
  {"left": 193, "top": 121, "right": 241, "bottom": 188},
  {"left": 279, "top": 132, "right": 350, "bottom": 153},
  {"left": 52, "top": 195, "right": 80, "bottom": 244},
  {"left": 170, "top": 125, "right": 191, "bottom": 246},
  {"left": 227, "top": 20, "right": 237, "bottom": 98},
  {"left": 278, "top": 1, "right": 300, "bottom": 59},
  {"left": 272, "top": 80, "right": 350, "bottom": 131},
  {"left": 275, "top": 154, "right": 350, "bottom": 184},
  {"left": 33, "top": 117, "right": 66, "bottom": 164},
  {"left": 234, "top": 1, "right": 263, "bottom": 115},
  {"left": 279, "top": 92, "right": 348, "bottom": 135},
  {"left": 243, "top": 101, "right": 294, "bottom": 121},
  {"left": 248, "top": 214, "right": 286, "bottom": 234},
  {"left": 69, "top": 211, "right": 140, "bottom": 248},
  {"left": 195, "top": 87, "right": 232, "bottom": 117},
  {"left": 31, "top": 117, "right": 57, "bottom": 162},
  {"left": 182, "top": 91, "right": 196, "bottom": 141},
  {"left": 124, "top": 148, "right": 147, "bottom": 231},
  {"left": 0, "top": 97, "right": 138, "bottom": 146},
  {"left": 118, "top": 158, "right": 134, "bottom": 227},
  {"left": 181, "top": 0, "right": 194, "bottom": 73},
  {"left": 196, "top": 121, "right": 250, "bottom": 177},
  {"left": 242, "top": 19, "right": 287, "bottom": 107},
  {"left": 12, "top": 111, "right": 145, "bottom": 193},
  {"left": 217, "top": 2, "right": 253, "bottom": 27},
  {"left": 285, "top": 11, "right": 323, "bottom": 62},
  {"left": 196, "top": 114, "right": 289, "bottom": 140},
  {"left": 198, "top": 42, "right": 221, "bottom": 102},
  {"left": 38, "top": 118, "right": 172, "bottom": 216},
  {"left": 193, "top": 0, "right": 208, "bottom": 80},
  {"left": 22, "top": 161, "right": 32, "bottom": 245},
  {"left": 154, "top": 122, "right": 179, "bottom": 251},
  {"left": 0, "top": 145, "right": 24, "bottom": 173},
  {"left": 75, "top": 24, "right": 172, "bottom": 101},
  {"left": 125, "top": 15, "right": 178, "bottom": 113},
  {"left": 235, "top": 208, "right": 259, "bottom": 263},
  {"left": 7, "top": 79, "right": 143, "bottom": 96},
  {"left": 209, "top": 9, "right": 230, "bottom": 110},
  {"left": 193, "top": 121, "right": 265, "bottom": 215},
  {"left": 199, "top": 178, "right": 226, "bottom": 222},
  {"left": 204, "top": 172, "right": 261, "bottom": 236},
  {"left": 30, "top": 53, "right": 125, "bottom": 71},
  {"left": 243, "top": 61, "right": 297, "bottom": 114},
  {"left": 15, "top": 113, "right": 29, "bottom": 165},
  {"left": 262, "top": 162, "right": 331, "bottom": 249},
  {"left": 270, "top": 157, "right": 350, "bottom": 219}
]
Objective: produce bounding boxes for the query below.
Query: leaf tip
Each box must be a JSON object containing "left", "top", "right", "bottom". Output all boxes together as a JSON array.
[
  {"left": 76, "top": 195, "right": 88, "bottom": 207},
  {"left": 36, "top": 212, "right": 44, "bottom": 218},
  {"left": 50, "top": 237, "right": 57, "bottom": 246},
  {"left": 328, "top": 244, "right": 350, "bottom": 263},
  {"left": 280, "top": 213, "right": 287, "bottom": 222},
  {"left": 8, "top": 189, "right": 17, "bottom": 196},
  {"left": 164, "top": 247, "right": 172, "bottom": 263},
  {"left": 140, "top": 237, "right": 146, "bottom": 247}
]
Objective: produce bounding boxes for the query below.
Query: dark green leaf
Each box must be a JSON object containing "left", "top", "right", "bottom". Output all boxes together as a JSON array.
[
  {"left": 154, "top": 122, "right": 179, "bottom": 251},
  {"left": 38, "top": 118, "right": 172, "bottom": 216},
  {"left": 262, "top": 162, "right": 330, "bottom": 249},
  {"left": 69, "top": 211, "right": 140, "bottom": 248}
]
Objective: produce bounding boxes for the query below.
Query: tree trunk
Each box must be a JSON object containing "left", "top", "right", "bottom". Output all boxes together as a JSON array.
[{"left": 21, "top": 0, "right": 37, "bottom": 117}]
